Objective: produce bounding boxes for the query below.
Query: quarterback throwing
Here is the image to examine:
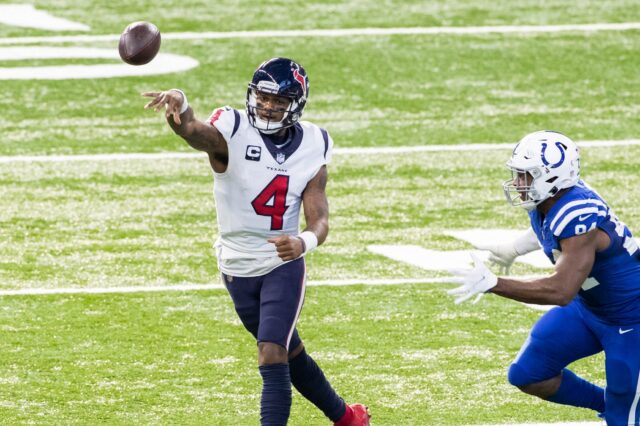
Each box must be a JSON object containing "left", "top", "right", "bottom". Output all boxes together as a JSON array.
[{"left": 143, "top": 58, "right": 369, "bottom": 426}]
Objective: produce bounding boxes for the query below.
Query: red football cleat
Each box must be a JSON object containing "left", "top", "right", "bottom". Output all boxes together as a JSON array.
[
  {"left": 350, "top": 404, "right": 371, "bottom": 426},
  {"left": 334, "top": 403, "right": 371, "bottom": 426}
]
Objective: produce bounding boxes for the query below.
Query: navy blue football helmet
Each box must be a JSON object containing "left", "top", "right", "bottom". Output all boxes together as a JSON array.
[{"left": 246, "top": 57, "right": 309, "bottom": 134}]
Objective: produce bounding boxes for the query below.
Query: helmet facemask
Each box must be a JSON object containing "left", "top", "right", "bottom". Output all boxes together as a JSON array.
[
  {"left": 246, "top": 85, "right": 300, "bottom": 134},
  {"left": 503, "top": 167, "right": 549, "bottom": 211}
]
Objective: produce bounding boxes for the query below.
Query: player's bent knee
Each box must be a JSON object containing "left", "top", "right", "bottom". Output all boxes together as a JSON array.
[
  {"left": 606, "top": 358, "right": 633, "bottom": 395},
  {"left": 508, "top": 363, "right": 534, "bottom": 387},
  {"left": 258, "top": 341, "right": 288, "bottom": 365},
  {"left": 508, "top": 364, "right": 561, "bottom": 398}
]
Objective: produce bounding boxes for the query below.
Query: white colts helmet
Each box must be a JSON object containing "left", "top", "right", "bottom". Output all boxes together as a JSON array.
[{"left": 503, "top": 130, "right": 580, "bottom": 210}]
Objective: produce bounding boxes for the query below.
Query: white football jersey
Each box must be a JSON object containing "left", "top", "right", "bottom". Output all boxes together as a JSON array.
[{"left": 208, "top": 107, "right": 332, "bottom": 277}]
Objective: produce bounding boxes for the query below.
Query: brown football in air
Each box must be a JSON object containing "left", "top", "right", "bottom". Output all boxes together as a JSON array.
[{"left": 118, "top": 21, "right": 161, "bottom": 65}]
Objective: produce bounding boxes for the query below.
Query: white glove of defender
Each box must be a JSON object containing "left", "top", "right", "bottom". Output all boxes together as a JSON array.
[
  {"left": 474, "top": 241, "right": 519, "bottom": 275},
  {"left": 474, "top": 228, "right": 539, "bottom": 275},
  {"left": 447, "top": 254, "right": 498, "bottom": 304}
]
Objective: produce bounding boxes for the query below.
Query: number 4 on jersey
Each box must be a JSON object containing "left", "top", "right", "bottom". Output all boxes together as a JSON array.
[{"left": 251, "top": 175, "right": 290, "bottom": 230}]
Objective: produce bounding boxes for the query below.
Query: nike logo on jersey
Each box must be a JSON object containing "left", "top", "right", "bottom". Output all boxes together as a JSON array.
[
  {"left": 578, "top": 214, "right": 593, "bottom": 221},
  {"left": 619, "top": 328, "right": 634, "bottom": 334}
]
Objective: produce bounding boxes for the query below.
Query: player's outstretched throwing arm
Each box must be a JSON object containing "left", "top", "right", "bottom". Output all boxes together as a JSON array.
[
  {"left": 268, "top": 165, "right": 329, "bottom": 262},
  {"left": 142, "top": 89, "right": 228, "bottom": 172}
]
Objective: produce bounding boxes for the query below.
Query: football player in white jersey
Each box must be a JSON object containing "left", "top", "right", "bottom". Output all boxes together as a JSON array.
[
  {"left": 448, "top": 131, "right": 640, "bottom": 425},
  {"left": 142, "top": 58, "right": 369, "bottom": 426}
]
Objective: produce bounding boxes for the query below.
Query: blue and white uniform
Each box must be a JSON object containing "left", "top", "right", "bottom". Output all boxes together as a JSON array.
[
  {"left": 530, "top": 180, "right": 640, "bottom": 323},
  {"left": 511, "top": 181, "right": 640, "bottom": 425}
]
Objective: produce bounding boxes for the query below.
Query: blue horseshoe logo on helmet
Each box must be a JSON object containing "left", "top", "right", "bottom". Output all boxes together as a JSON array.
[{"left": 541, "top": 142, "right": 566, "bottom": 168}]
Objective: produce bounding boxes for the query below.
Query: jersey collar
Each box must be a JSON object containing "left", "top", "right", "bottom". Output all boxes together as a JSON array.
[{"left": 259, "top": 123, "right": 304, "bottom": 165}]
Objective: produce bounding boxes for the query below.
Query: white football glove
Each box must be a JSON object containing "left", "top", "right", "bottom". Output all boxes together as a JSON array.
[
  {"left": 474, "top": 241, "right": 518, "bottom": 275},
  {"left": 447, "top": 253, "right": 498, "bottom": 304},
  {"left": 474, "top": 228, "right": 539, "bottom": 275}
]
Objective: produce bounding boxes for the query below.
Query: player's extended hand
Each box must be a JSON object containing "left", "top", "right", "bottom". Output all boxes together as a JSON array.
[
  {"left": 142, "top": 90, "right": 185, "bottom": 125},
  {"left": 268, "top": 235, "right": 304, "bottom": 261},
  {"left": 474, "top": 241, "right": 518, "bottom": 275},
  {"left": 447, "top": 253, "right": 498, "bottom": 304}
]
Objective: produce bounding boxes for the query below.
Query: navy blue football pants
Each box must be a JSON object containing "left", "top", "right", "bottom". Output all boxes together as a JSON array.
[{"left": 222, "top": 258, "right": 305, "bottom": 351}]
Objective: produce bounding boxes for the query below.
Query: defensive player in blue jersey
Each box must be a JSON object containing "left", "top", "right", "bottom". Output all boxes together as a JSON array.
[{"left": 448, "top": 130, "right": 640, "bottom": 425}]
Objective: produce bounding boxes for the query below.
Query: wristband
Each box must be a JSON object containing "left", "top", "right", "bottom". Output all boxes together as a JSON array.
[
  {"left": 170, "top": 89, "right": 189, "bottom": 114},
  {"left": 297, "top": 231, "right": 318, "bottom": 256}
]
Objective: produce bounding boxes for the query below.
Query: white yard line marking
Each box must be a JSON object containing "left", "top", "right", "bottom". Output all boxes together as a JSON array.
[
  {"left": 2, "top": 22, "right": 640, "bottom": 45},
  {"left": 0, "top": 277, "right": 453, "bottom": 296},
  {"left": 0, "top": 273, "right": 554, "bottom": 312},
  {"left": 0, "top": 46, "right": 198, "bottom": 80},
  {"left": 0, "top": 152, "right": 202, "bottom": 164},
  {"left": 1, "top": 140, "right": 638, "bottom": 164},
  {"left": 0, "top": 4, "right": 89, "bottom": 31}
]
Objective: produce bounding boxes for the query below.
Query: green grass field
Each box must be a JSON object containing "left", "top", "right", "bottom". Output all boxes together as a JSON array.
[{"left": 2, "top": 1, "right": 640, "bottom": 424}]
